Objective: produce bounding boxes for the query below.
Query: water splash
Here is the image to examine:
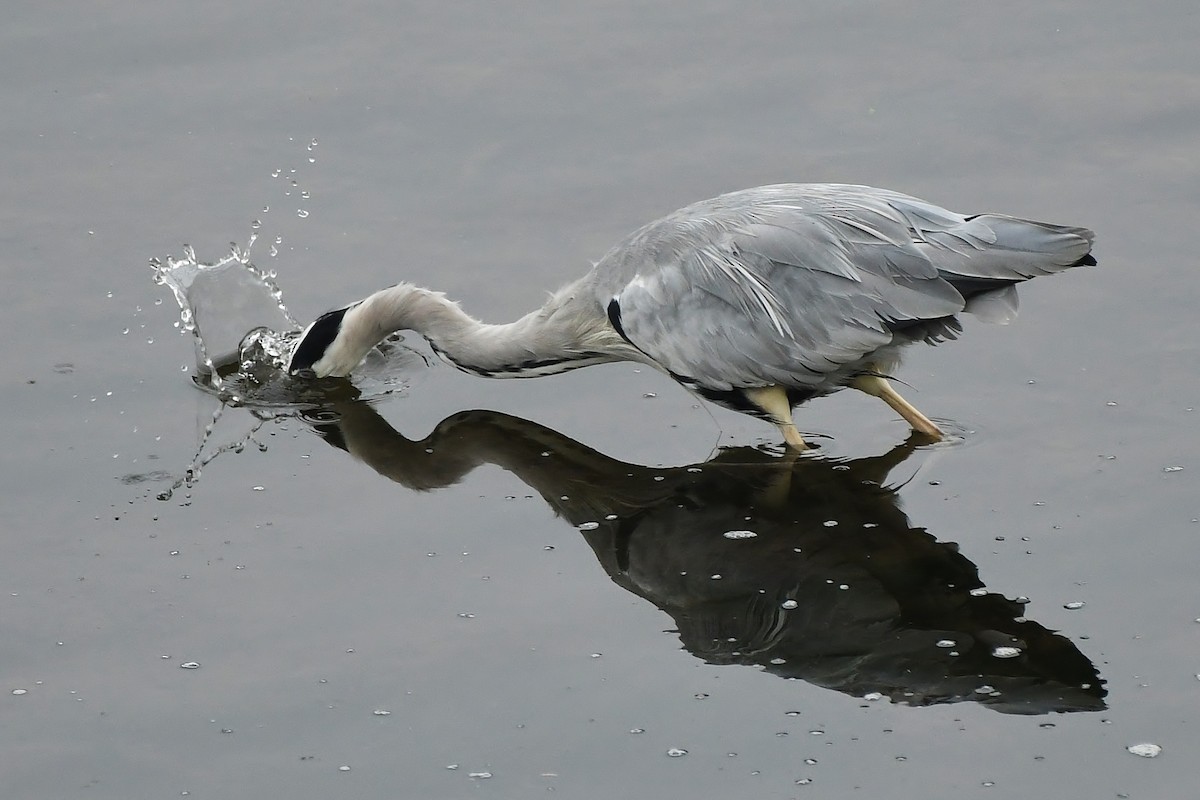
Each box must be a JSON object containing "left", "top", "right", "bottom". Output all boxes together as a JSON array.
[
  {"left": 150, "top": 242, "right": 299, "bottom": 401},
  {"left": 149, "top": 240, "right": 429, "bottom": 500},
  {"left": 151, "top": 242, "right": 426, "bottom": 408}
]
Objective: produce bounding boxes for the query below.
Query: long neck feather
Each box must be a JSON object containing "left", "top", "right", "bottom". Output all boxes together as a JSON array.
[{"left": 342, "top": 282, "right": 634, "bottom": 378}]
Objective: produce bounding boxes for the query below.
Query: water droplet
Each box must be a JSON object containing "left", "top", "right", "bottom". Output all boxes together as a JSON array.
[
  {"left": 822, "top": 520, "right": 838, "bottom": 527},
  {"left": 180, "top": 662, "right": 200, "bottom": 669},
  {"left": 710, "top": 574, "right": 722, "bottom": 580},
  {"left": 969, "top": 588, "right": 987, "bottom": 597},
  {"left": 468, "top": 771, "right": 492, "bottom": 779},
  {"left": 722, "top": 530, "right": 757, "bottom": 540},
  {"left": 1163, "top": 466, "right": 1184, "bottom": 473},
  {"left": 992, "top": 646, "right": 1021, "bottom": 659},
  {"left": 666, "top": 748, "right": 688, "bottom": 758},
  {"left": 1063, "top": 601, "right": 1086, "bottom": 610},
  {"left": 578, "top": 521, "right": 600, "bottom": 531},
  {"left": 1127, "top": 743, "right": 1161, "bottom": 758},
  {"left": 296, "top": 209, "right": 309, "bottom": 218},
  {"left": 804, "top": 758, "right": 818, "bottom": 765},
  {"left": 629, "top": 728, "right": 645, "bottom": 734},
  {"left": 338, "top": 765, "right": 351, "bottom": 772},
  {"left": 781, "top": 599, "right": 799, "bottom": 610},
  {"left": 12, "top": 689, "right": 28, "bottom": 696},
  {"left": 936, "top": 639, "right": 956, "bottom": 648},
  {"left": 863, "top": 692, "right": 883, "bottom": 701},
  {"left": 373, "top": 709, "right": 391, "bottom": 716},
  {"left": 785, "top": 710, "right": 802, "bottom": 716}
]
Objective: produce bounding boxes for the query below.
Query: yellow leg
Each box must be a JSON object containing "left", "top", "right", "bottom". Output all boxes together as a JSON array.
[
  {"left": 744, "top": 385, "right": 809, "bottom": 450},
  {"left": 852, "top": 374, "right": 944, "bottom": 440}
]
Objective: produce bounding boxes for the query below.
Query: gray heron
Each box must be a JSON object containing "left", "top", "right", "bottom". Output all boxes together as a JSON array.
[{"left": 288, "top": 184, "right": 1095, "bottom": 448}]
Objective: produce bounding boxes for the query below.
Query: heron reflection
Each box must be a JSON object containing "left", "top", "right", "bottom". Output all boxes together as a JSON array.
[{"left": 307, "top": 402, "right": 1104, "bottom": 714}]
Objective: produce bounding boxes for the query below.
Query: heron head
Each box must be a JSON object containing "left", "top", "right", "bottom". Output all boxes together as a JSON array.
[{"left": 287, "top": 305, "right": 355, "bottom": 378}]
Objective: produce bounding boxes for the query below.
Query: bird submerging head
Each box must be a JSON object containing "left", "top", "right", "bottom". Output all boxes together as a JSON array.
[{"left": 288, "top": 184, "right": 1095, "bottom": 449}]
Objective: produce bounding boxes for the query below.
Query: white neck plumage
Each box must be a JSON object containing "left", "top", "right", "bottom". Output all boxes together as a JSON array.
[{"left": 313, "top": 282, "right": 636, "bottom": 379}]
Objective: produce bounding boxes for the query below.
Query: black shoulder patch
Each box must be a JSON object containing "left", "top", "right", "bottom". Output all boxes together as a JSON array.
[
  {"left": 606, "top": 298, "right": 630, "bottom": 344},
  {"left": 288, "top": 306, "right": 350, "bottom": 373}
]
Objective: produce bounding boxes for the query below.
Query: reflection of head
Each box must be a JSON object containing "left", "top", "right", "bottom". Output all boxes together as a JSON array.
[{"left": 314, "top": 403, "right": 1105, "bottom": 714}]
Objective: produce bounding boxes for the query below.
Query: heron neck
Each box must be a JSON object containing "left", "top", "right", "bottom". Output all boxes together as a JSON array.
[{"left": 346, "top": 282, "right": 629, "bottom": 378}]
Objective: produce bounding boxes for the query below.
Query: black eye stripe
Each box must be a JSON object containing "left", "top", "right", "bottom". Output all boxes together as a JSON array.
[{"left": 288, "top": 306, "right": 350, "bottom": 372}]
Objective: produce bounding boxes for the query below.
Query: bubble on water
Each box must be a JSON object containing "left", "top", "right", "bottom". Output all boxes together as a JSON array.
[
  {"left": 629, "top": 728, "right": 645, "bottom": 734},
  {"left": 1063, "top": 601, "right": 1086, "bottom": 610},
  {"left": 781, "top": 600, "right": 799, "bottom": 610},
  {"left": 468, "top": 771, "right": 492, "bottom": 779},
  {"left": 373, "top": 709, "right": 391, "bottom": 716},
  {"left": 12, "top": 689, "right": 28, "bottom": 696},
  {"left": 969, "top": 588, "right": 987, "bottom": 597},
  {"left": 992, "top": 646, "right": 1021, "bottom": 659},
  {"left": 338, "top": 765, "right": 351, "bottom": 772},
  {"left": 822, "top": 520, "right": 838, "bottom": 527},
  {"left": 578, "top": 521, "right": 600, "bottom": 531},
  {"left": 180, "top": 662, "right": 200, "bottom": 669},
  {"left": 666, "top": 748, "right": 688, "bottom": 758},
  {"left": 1127, "top": 743, "right": 1161, "bottom": 758},
  {"left": 1163, "top": 466, "right": 1184, "bottom": 473},
  {"left": 936, "top": 639, "right": 956, "bottom": 648},
  {"left": 863, "top": 692, "right": 883, "bottom": 701},
  {"left": 722, "top": 530, "right": 757, "bottom": 540},
  {"left": 296, "top": 209, "right": 309, "bottom": 218},
  {"left": 785, "top": 710, "right": 802, "bottom": 716}
]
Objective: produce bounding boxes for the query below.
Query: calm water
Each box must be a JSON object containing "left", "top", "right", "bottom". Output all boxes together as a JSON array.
[{"left": 3, "top": 1, "right": 1198, "bottom": 798}]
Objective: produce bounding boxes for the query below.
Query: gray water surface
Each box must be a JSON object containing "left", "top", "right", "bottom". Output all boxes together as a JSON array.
[{"left": 3, "top": 2, "right": 1198, "bottom": 798}]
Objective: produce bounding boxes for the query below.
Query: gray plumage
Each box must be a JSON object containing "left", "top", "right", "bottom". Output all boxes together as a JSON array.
[{"left": 288, "top": 183, "right": 1095, "bottom": 447}]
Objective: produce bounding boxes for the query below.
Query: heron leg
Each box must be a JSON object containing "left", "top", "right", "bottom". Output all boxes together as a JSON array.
[
  {"left": 852, "top": 374, "right": 944, "bottom": 440},
  {"left": 744, "top": 385, "right": 809, "bottom": 450}
]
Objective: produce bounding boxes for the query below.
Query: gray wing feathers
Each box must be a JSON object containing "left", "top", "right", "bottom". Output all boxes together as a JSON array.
[{"left": 601, "top": 184, "right": 1092, "bottom": 392}]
